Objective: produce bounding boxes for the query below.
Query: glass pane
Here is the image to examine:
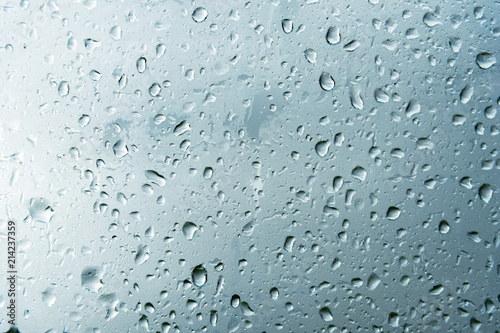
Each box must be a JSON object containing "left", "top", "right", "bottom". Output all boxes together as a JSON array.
[{"left": 1, "top": 0, "right": 498, "bottom": 332}]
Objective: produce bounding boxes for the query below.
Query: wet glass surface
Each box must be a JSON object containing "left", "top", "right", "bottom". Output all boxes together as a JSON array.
[{"left": 0, "top": 0, "right": 499, "bottom": 332}]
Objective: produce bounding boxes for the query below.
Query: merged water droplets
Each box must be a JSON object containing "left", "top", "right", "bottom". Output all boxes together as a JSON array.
[
  {"left": 81, "top": 267, "right": 103, "bottom": 293},
  {"left": 145, "top": 170, "right": 166, "bottom": 186}
]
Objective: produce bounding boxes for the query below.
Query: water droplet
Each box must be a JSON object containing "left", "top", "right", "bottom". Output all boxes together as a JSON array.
[
  {"left": 315, "top": 140, "right": 330, "bottom": 157},
  {"left": 173, "top": 120, "right": 191, "bottom": 136},
  {"left": 192, "top": 7, "right": 208, "bottom": 23},
  {"left": 42, "top": 288, "right": 56, "bottom": 307},
  {"left": 344, "top": 40, "right": 360, "bottom": 52},
  {"left": 191, "top": 265, "right": 207, "bottom": 287},
  {"left": 135, "top": 245, "right": 149, "bottom": 265},
  {"left": 388, "top": 312, "right": 400, "bottom": 327},
  {"left": 406, "top": 99, "right": 421, "bottom": 117},
  {"left": 475, "top": 52, "right": 496, "bottom": 69},
  {"left": 231, "top": 294, "right": 240, "bottom": 308},
  {"left": 484, "top": 106, "right": 497, "bottom": 119},
  {"left": 145, "top": 170, "right": 166, "bottom": 186},
  {"left": 333, "top": 176, "right": 344, "bottom": 191},
  {"left": 89, "top": 70, "right": 102, "bottom": 81},
  {"left": 58, "top": 81, "right": 69, "bottom": 97},
  {"left": 203, "top": 167, "right": 213, "bottom": 179},
  {"left": 281, "top": 19, "right": 293, "bottom": 34},
  {"left": 210, "top": 310, "right": 218, "bottom": 326},
  {"left": 156, "top": 43, "right": 166, "bottom": 58},
  {"left": 386, "top": 206, "right": 401, "bottom": 220},
  {"left": 270, "top": 287, "right": 279, "bottom": 300},
  {"left": 374, "top": 88, "right": 389, "bottom": 103},
  {"left": 429, "top": 284, "right": 444, "bottom": 295},
  {"left": 350, "top": 90, "right": 364, "bottom": 109},
  {"left": 319, "top": 307, "right": 333, "bottom": 321},
  {"left": 79, "top": 114, "right": 90, "bottom": 126},
  {"left": 460, "top": 84, "right": 474, "bottom": 104},
  {"left": 351, "top": 166, "right": 367, "bottom": 181},
  {"left": 240, "top": 302, "right": 255, "bottom": 316},
  {"left": 478, "top": 184, "right": 493, "bottom": 203},
  {"left": 28, "top": 198, "right": 54, "bottom": 223},
  {"left": 326, "top": 26, "right": 341, "bottom": 45},
  {"left": 423, "top": 12, "right": 441, "bottom": 27},
  {"left": 284, "top": 236, "right": 295, "bottom": 252},
  {"left": 304, "top": 48, "right": 317, "bottom": 64},
  {"left": 149, "top": 83, "right": 161, "bottom": 97},
  {"left": 81, "top": 267, "right": 103, "bottom": 292},
  {"left": 109, "top": 25, "right": 122, "bottom": 40},
  {"left": 137, "top": 57, "right": 147, "bottom": 73},
  {"left": 367, "top": 273, "right": 381, "bottom": 290},
  {"left": 182, "top": 222, "right": 198, "bottom": 240},
  {"left": 439, "top": 220, "right": 450, "bottom": 234},
  {"left": 319, "top": 72, "right": 335, "bottom": 91},
  {"left": 113, "top": 140, "right": 128, "bottom": 157}
]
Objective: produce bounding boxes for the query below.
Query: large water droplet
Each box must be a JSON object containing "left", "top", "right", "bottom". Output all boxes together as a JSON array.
[
  {"left": 304, "top": 48, "right": 317, "bottom": 64},
  {"left": 58, "top": 81, "right": 69, "bottom": 97},
  {"left": 319, "top": 72, "right": 335, "bottom": 91},
  {"left": 145, "top": 170, "right": 166, "bottom": 186},
  {"left": 81, "top": 267, "right": 103, "bottom": 292},
  {"left": 315, "top": 140, "right": 330, "bottom": 157},
  {"left": 478, "top": 184, "right": 493, "bottom": 203},
  {"left": 137, "top": 57, "right": 147, "bottom": 73},
  {"left": 319, "top": 307, "right": 333, "bottom": 321},
  {"left": 113, "top": 140, "right": 128, "bottom": 157},
  {"left": 191, "top": 265, "right": 207, "bottom": 287},
  {"left": 192, "top": 7, "right": 208, "bottom": 23},
  {"left": 475, "top": 52, "right": 496, "bottom": 69},
  {"left": 351, "top": 166, "right": 367, "bottom": 181},
  {"left": 281, "top": 19, "right": 293, "bottom": 34},
  {"left": 460, "top": 84, "right": 474, "bottom": 104},
  {"left": 386, "top": 206, "right": 401, "bottom": 220},
  {"left": 182, "top": 222, "right": 198, "bottom": 240},
  {"left": 326, "top": 26, "right": 341, "bottom": 45}
]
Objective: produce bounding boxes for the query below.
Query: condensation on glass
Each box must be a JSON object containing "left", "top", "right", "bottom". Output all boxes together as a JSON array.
[{"left": 0, "top": 0, "right": 498, "bottom": 332}]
